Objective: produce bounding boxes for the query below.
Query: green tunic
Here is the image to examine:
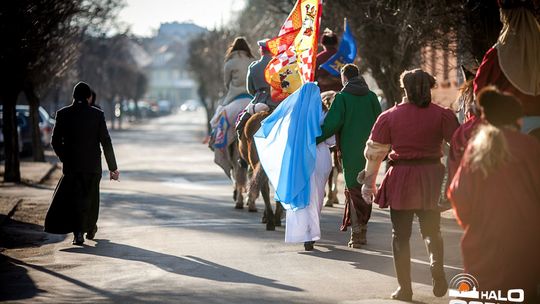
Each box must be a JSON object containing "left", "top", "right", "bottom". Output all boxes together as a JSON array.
[{"left": 317, "top": 90, "right": 382, "bottom": 188}]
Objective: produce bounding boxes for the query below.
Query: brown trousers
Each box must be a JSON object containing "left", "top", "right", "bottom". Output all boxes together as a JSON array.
[{"left": 340, "top": 184, "right": 372, "bottom": 232}]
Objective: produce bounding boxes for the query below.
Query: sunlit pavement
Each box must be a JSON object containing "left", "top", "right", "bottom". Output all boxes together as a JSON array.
[{"left": 2, "top": 110, "right": 463, "bottom": 303}]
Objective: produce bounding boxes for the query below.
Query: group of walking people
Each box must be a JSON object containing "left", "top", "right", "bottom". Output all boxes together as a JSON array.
[
  {"left": 43, "top": 1, "right": 538, "bottom": 302},
  {"left": 210, "top": 3, "right": 540, "bottom": 300}
]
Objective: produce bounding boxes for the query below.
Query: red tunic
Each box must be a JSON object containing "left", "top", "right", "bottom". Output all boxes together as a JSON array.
[
  {"left": 370, "top": 102, "right": 459, "bottom": 210},
  {"left": 448, "top": 130, "right": 540, "bottom": 300},
  {"left": 448, "top": 115, "right": 482, "bottom": 185},
  {"left": 315, "top": 47, "right": 342, "bottom": 92},
  {"left": 474, "top": 47, "right": 540, "bottom": 115}
]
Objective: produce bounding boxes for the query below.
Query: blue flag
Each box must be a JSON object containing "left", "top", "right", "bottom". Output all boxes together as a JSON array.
[
  {"left": 253, "top": 83, "right": 322, "bottom": 211},
  {"left": 321, "top": 20, "right": 357, "bottom": 77}
]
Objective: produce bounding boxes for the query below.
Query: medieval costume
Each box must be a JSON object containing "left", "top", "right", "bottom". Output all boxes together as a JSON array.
[
  {"left": 315, "top": 30, "right": 342, "bottom": 93},
  {"left": 448, "top": 115, "right": 482, "bottom": 185},
  {"left": 223, "top": 49, "right": 253, "bottom": 105},
  {"left": 473, "top": 5, "right": 540, "bottom": 133},
  {"left": 210, "top": 42, "right": 254, "bottom": 180},
  {"left": 235, "top": 40, "right": 275, "bottom": 140},
  {"left": 316, "top": 75, "right": 381, "bottom": 247},
  {"left": 360, "top": 69, "right": 459, "bottom": 301},
  {"left": 254, "top": 83, "right": 328, "bottom": 251},
  {"left": 45, "top": 82, "right": 117, "bottom": 245},
  {"left": 285, "top": 114, "right": 334, "bottom": 248},
  {"left": 448, "top": 88, "right": 540, "bottom": 303}
]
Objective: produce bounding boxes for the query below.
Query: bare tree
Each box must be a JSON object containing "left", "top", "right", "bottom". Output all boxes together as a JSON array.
[
  {"left": 247, "top": 0, "right": 502, "bottom": 107},
  {"left": 77, "top": 33, "right": 144, "bottom": 129},
  {"left": 320, "top": 1, "right": 464, "bottom": 107},
  {"left": 187, "top": 29, "right": 235, "bottom": 134},
  {"left": 0, "top": 0, "right": 123, "bottom": 182}
]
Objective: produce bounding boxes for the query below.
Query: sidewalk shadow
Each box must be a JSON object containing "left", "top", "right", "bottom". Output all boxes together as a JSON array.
[
  {"left": 300, "top": 244, "right": 461, "bottom": 304},
  {"left": 0, "top": 218, "right": 64, "bottom": 249},
  {"left": 61, "top": 239, "right": 302, "bottom": 292},
  {"left": 0, "top": 254, "right": 42, "bottom": 301},
  {"left": 3, "top": 254, "right": 140, "bottom": 303}
]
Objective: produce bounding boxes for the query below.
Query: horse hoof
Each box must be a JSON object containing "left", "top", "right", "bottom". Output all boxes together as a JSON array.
[
  {"left": 324, "top": 201, "right": 333, "bottom": 207},
  {"left": 261, "top": 216, "right": 268, "bottom": 224},
  {"left": 248, "top": 208, "right": 258, "bottom": 213},
  {"left": 234, "top": 202, "right": 244, "bottom": 209},
  {"left": 266, "top": 223, "right": 275, "bottom": 231},
  {"left": 274, "top": 220, "right": 282, "bottom": 227}
]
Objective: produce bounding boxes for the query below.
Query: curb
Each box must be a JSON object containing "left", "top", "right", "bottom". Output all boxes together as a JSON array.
[
  {"left": 38, "top": 162, "right": 59, "bottom": 184},
  {"left": 0, "top": 198, "right": 23, "bottom": 227},
  {"left": 19, "top": 162, "right": 59, "bottom": 186}
]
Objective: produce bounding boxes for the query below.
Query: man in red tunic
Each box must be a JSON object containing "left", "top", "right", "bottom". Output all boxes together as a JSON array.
[
  {"left": 315, "top": 30, "right": 343, "bottom": 93},
  {"left": 449, "top": 88, "right": 540, "bottom": 303},
  {"left": 360, "top": 69, "right": 459, "bottom": 301}
]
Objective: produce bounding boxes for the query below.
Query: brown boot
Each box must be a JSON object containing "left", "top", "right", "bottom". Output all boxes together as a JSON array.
[
  {"left": 425, "top": 234, "right": 448, "bottom": 297},
  {"left": 347, "top": 230, "right": 362, "bottom": 248},
  {"left": 359, "top": 224, "right": 368, "bottom": 245},
  {"left": 391, "top": 234, "right": 413, "bottom": 301}
]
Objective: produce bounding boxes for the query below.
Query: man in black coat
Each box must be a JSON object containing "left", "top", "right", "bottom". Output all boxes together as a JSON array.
[{"left": 45, "top": 82, "right": 119, "bottom": 245}]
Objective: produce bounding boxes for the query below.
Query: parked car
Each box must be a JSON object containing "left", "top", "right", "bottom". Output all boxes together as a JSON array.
[
  {"left": 0, "top": 117, "right": 23, "bottom": 160},
  {"left": 0, "top": 105, "right": 55, "bottom": 155},
  {"left": 180, "top": 99, "right": 200, "bottom": 112},
  {"left": 157, "top": 100, "right": 173, "bottom": 115}
]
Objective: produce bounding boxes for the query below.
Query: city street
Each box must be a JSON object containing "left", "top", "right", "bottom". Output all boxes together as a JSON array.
[{"left": 1, "top": 110, "right": 464, "bottom": 304}]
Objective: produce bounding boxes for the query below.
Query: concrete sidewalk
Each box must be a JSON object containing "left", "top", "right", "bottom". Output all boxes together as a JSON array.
[
  {"left": 0, "top": 161, "right": 58, "bottom": 227},
  {"left": 0, "top": 161, "right": 58, "bottom": 185}
]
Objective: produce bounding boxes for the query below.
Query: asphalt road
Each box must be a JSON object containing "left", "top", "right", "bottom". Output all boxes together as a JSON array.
[{"left": 1, "top": 110, "right": 464, "bottom": 304}]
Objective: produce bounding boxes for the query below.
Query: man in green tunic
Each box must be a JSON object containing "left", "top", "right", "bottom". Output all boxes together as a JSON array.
[{"left": 316, "top": 64, "right": 382, "bottom": 248}]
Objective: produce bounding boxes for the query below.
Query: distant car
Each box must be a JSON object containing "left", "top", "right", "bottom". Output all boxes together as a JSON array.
[
  {"left": 180, "top": 99, "right": 200, "bottom": 112},
  {"left": 0, "top": 117, "right": 23, "bottom": 160},
  {"left": 157, "top": 100, "right": 173, "bottom": 115}
]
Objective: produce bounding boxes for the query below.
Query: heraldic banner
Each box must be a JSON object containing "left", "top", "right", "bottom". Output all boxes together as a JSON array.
[{"left": 264, "top": 0, "right": 322, "bottom": 102}]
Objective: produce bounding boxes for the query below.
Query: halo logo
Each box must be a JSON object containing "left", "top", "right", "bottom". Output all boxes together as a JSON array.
[
  {"left": 449, "top": 273, "right": 480, "bottom": 299},
  {"left": 448, "top": 273, "right": 524, "bottom": 304}
]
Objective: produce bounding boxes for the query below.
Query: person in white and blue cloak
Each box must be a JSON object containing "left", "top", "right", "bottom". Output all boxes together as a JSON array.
[{"left": 254, "top": 82, "right": 334, "bottom": 251}]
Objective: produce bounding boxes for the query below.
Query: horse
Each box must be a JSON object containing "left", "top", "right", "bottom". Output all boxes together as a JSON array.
[
  {"left": 209, "top": 98, "right": 250, "bottom": 209},
  {"left": 238, "top": 111, "right": 284, "bottom": 231},
  {"left": 324, "top": 146, "right": 341, "bottom": 207},
  {"left": 320, "top": 90, "right": 342, "bottom": 207}
]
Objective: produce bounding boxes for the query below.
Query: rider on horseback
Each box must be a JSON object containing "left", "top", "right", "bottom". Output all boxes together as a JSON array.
[{"left": 235, "top": 39, "right": 278, "bottom": 151}]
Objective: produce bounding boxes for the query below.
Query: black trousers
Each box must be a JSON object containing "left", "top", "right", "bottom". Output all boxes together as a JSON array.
[
  {"left": 390, "top": 209, "right": 441, "bottom": 240},
  {"left": 390, "top": 209, "right": 445, "bottom": 290}
]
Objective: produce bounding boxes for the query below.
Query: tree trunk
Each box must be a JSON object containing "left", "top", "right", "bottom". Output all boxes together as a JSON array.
[
  {"left": 108, "top": 99, "right": 115, "bottom": 130},
  {"left": 24, "top": 85, "right": 46, "bottom": 162},
  {"left": 371, "top": 67, "right": 401, "bottom": 110},
  {"left": 53, "top": 86, "right": 61, "bottom": 115},
  {"left": 1, "top": 91, "right": 22, "bottom": 183},
  {"left": 133, "top": 99, "right": 141, "bottom": 120},
  {"left": 196, "top": 85, "right": 213, "bottom": 135}
]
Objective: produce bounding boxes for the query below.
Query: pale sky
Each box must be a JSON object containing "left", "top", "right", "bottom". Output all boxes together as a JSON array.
[{"left": 119, "top": 0, "right": 246, "bottom": 36}]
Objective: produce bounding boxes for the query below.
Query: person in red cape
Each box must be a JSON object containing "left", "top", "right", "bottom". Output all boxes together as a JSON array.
[
  {"left": 473, "top": 0, "right": 540, "bottom": 122},
  {"left": 449, "top": 0, "right": 540, "bottom": 186},
  {"left": 448, "top": 87, "right": 540, "bottom": 303}
]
